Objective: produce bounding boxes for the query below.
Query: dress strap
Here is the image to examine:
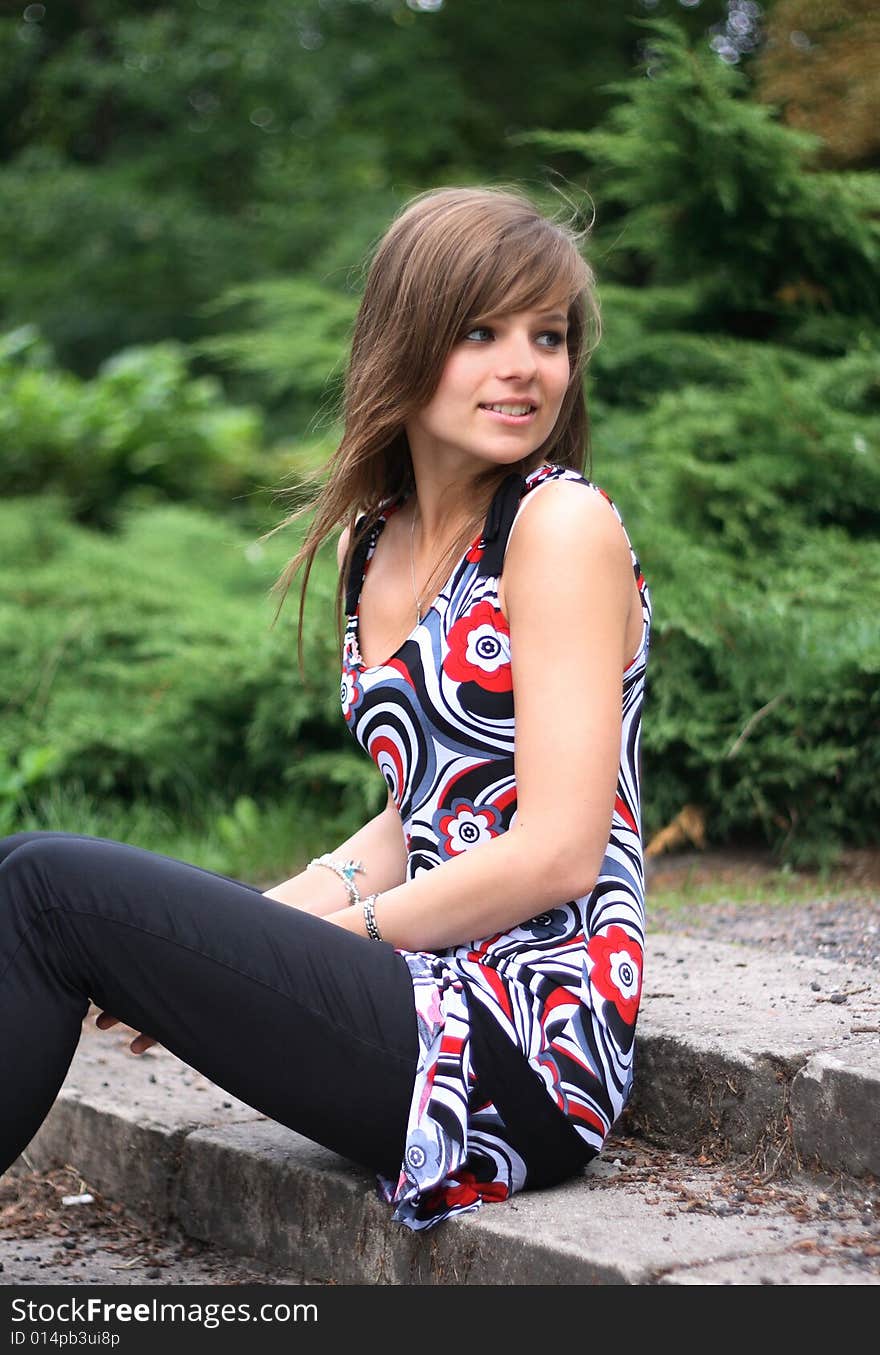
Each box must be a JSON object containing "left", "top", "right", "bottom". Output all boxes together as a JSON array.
[
  {"left": 475, "top": 471, "right": 527, "bottom": 579},
  {"left": 343, "top": 492, "right": 408, "bottom": 617},
  {"left": 343, "top": 513, "right": 374, "bottom": 617}
]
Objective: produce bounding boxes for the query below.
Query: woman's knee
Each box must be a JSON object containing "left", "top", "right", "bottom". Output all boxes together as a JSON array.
[
  {"left": 0, "top": 831, "right": 102, "bottom": 872},
  {"left": 0, "top": 836, "right": 116, "bottom": 966},
  {"left": 0, "top": 839, "right": 73, "bottom": 949},
  {"left": 0, "top": 832, "right": 56, "bottom": 868},
  {"left": 0, "top": 835, "right": 97, "bottom": 909}
]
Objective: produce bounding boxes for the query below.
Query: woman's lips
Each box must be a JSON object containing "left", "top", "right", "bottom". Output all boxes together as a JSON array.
[{"left": 478, "top": 405, "right": 538, "bottom": 425}]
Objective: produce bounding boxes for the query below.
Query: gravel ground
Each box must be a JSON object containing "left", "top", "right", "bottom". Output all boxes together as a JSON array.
[
  {"left": 0, "top": 1165, "right": 320, "bottom": 1286},
  {"left": 646, "top": 846, "right": 879, "bottom": 967}
]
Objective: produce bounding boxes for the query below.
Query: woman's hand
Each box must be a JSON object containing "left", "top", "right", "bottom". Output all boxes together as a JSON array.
[{"left": 94, "top": 1011, "right": 160, "bottom": 1055}]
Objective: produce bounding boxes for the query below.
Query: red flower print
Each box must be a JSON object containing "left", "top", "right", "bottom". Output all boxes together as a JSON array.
[
  {"left": 587, "top": 925, "right": 643, "bottom": 1026},
  {"left": 434, "top": 797, "right": 501, "bottom": 857},
  {"left": 340, "top": 664, "right": 363, "bottom": 725},
  {"left": 443, "top": 600, "right": 512, "bottom": 692}
]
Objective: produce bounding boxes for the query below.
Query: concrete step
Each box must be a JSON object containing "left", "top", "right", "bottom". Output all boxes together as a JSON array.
[
  {"left": 14, "top": 933, "right": 880, "bottom": 1285},
  {"left": 625, "top": 933, "right": 880, "bottom": 1178}
]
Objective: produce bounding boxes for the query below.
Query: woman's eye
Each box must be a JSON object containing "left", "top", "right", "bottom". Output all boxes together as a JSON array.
[{"left": 463, "top": 326, "right": 567, "bottom": 348}]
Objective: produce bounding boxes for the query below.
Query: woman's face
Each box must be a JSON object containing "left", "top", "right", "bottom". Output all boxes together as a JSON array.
[{"left": 405, "top": 301, "right": 572, "bottom": 478}]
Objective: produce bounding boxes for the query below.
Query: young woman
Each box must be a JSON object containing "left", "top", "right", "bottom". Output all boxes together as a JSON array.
[{"left": 0, "top": 186, "right": 651, "bottom": 1232}]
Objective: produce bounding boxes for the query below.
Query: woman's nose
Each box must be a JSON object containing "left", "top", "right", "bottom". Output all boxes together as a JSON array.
[{"left": 494, "top": 331, "right": 538, "bottom": 378}]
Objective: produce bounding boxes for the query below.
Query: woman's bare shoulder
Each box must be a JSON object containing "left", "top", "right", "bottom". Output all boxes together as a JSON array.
[
  {"left": 516, "top": 475, "right": 625, "bottom": 544},
  {"left": 500, "top": 477, "right": 632, "bottom": 615},
  {"left": 336, "top": 522, "right": 352, "bottom": 573}
]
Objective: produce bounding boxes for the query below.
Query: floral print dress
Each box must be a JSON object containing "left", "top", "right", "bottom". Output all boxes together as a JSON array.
[{"left": 341, "top": 462, "right": 653, "bottom": 1230}]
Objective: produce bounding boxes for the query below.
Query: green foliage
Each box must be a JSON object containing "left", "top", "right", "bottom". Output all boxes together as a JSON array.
[
  {"left": 0, "top": 496, "right": 377, "bottom": 819},
  {"left": 0, "top": 744, "right": 62, "bottom": 834},
  {"left": 193, "top": 277, "right": 358, "bottom": 436},
  {"left": 11, "top": 782, "right": 359, "bottom": 887},
  {"left": 636, "top": 352, "right": 880, "bottom": 547},
  {"left": 519, "top": 17, "right": 880, "bottom": 334},
  {"left": 587, "top": 283, "right": 805, "bottom": 412},
  {"left": 595, "top": 344, "right": 880, "bottom": 860},
  {"left": 0, "top": 328, "right": 271, "bottom": 527},
  {"left": 2, "top": 6, "right": 876, "bottom": 867},
  {"left": 0, "top": 148, "right": 255, "bottom": 374},
  {"left": 0, "top": 0, "right": 669, "bottom": 373}
]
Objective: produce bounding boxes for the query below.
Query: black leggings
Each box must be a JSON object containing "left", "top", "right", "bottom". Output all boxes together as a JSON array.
[
  {"left": 0, "top": 831, "right": 421, "bottom": 1179},
  {"left": 0, "top": 831, "right": 592, "bottom": 1191}
]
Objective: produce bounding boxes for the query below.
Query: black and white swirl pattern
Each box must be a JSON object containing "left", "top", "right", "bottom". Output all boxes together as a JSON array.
[{"left": 343, "top": 463, "right": 653, "bottom": 1231}]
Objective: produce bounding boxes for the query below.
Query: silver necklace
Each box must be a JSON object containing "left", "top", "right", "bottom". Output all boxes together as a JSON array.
[
  {"left": 409, "top": 503, "right": 424, "bottom": 624},
  {"left": 409, "top": 499, "right": 471, "bottom": 625}
]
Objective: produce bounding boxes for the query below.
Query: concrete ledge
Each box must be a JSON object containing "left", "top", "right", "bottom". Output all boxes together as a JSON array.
[
  {"left": 18, "top": 1030, "right": 265, "bottom": 1220},
  {"left": 791, "top": 1050, "right": 880, "bottom": 1178},
  {"left": 21, "top": 1089, "right": 879, "bottom": 1285},
  {"left": 15, "top": 932, "right": 880, "bottom": 1285},
  {"left": 624, "top": 934, "right": 880, "bottom": 1174},
  {"left": 170, "top": 1121, "right": 880, "bottom": 1285}
]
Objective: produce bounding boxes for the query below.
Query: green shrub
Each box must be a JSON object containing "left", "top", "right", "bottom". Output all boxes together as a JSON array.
[
  {"left": 0, "top": 328, "right": 273, "bottom": 528},
  {"left": 521, "top": 16, "right": 880, "bottom": 333},
  {"left": 597, "top": 346, "right": 879, "bottom": 861},
  {"left": 0, "top": 496, "right": 382, "bottom": 822}
]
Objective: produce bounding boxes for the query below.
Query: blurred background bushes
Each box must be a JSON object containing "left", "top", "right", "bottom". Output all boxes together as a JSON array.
[{"left": 1, "top": 1, "right": 877, "bottom": 873}]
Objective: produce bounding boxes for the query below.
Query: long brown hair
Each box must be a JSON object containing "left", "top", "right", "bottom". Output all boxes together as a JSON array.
[{"left": 260, "top": 184, "right": 601, "bottom": 675}]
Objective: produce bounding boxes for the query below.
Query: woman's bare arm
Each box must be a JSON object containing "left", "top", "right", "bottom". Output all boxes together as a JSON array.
[
  {"left": 262, "top": 787, "right": 408, "bottom": 912},
  {"left": 323, "top": 482, "right": 636, "bottom": 948},
  {"left": 263, "top": 521, "right": 409, "bottom": 914}
]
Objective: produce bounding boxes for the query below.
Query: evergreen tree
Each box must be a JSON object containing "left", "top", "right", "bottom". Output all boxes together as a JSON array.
[{"left": 518, "top": 15, "right": 880, "bottom": 340}]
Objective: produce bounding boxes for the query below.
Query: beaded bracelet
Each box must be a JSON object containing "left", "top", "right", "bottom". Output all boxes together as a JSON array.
[
  {"left": 362, "top": 892, "right": 383, "bottom": 942},
  {"left": 307, "top": 854, "right": 364, "bottom": 907}
]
